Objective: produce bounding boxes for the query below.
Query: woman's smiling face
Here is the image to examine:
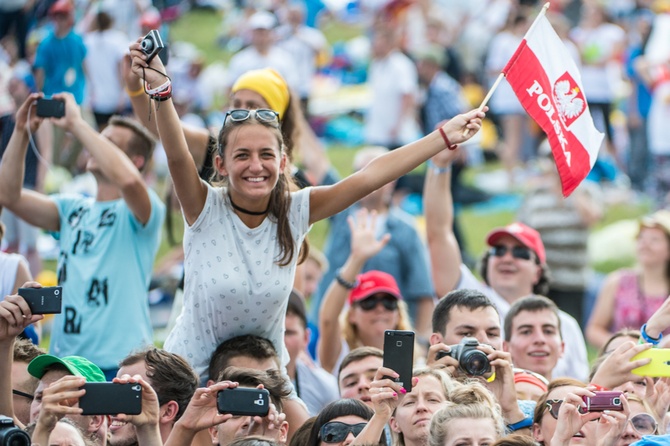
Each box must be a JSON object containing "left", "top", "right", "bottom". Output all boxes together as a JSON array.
[{"left": 216, "top": 123, "right": 285, "bottom": 206}]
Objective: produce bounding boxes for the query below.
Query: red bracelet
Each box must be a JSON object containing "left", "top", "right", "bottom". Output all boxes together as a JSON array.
[
  {"left": 439, "top": 127, "right": 458, "bottom": 151},
  {"left": 589, "top": 383, "right": 610, "bottom": 391}
]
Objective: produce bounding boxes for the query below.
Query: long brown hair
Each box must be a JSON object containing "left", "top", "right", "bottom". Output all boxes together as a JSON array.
[{"left": 215, "top": 116, "right": 302, "bottom": 266}]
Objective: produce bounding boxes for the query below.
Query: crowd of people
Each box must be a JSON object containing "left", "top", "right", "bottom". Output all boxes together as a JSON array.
[{"left": 1, "top": 0, "right": 670, "bottom": 445}]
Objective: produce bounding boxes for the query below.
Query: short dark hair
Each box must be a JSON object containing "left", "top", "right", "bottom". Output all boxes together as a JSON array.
[
  {"left": 13, "top": 338, "right": 46, "bottom": 362},
  {"left": 108, "top": 115, "right": 156, "bottom": 172},
  {"left": 503, "top": 294, "right": 561, "bottom": 342},
  {"left": 286, "top": 289, "right": 308, "bottom": 329},
  {"left": 307, "top": 399, "right": 383, "bottom": 446},
  {"left": 218, "top": 367, "right": 291, "bottom": 412},
  {"left": 479, "top": 251, "right": 551, "bottom": 296},
  {"left": 119, "top": 347, "right": 198, "bottom": 421},
  {"left": 337, "top": 346, "right": 383, "bottom": 381},
  {"left": 431, "top": 289, "right": 498, "bottom": 336},
  {"left": 209, "top": 335, "right": 279, "bottom": 382}
]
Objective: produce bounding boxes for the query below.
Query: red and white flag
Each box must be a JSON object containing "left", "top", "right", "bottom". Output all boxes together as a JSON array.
[{"left": 502, "top": 13, "right": 604, "bottom": 196}]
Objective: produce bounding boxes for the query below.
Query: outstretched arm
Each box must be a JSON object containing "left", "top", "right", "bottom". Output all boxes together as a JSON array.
[
  {"left": 0, "top": 93, "right": 60, "bottom": 232},
  {"left": 128, "top": 41, "right": 207, "bottom": 225},
  {"left": 308, "top": 108, "right": 486, "bottom": 224},
  {"left": 122, "top": 54, "right": 212, "bottom": 169},
  {"left": 51, "top": 93, "right": 153, "bottom": 224},
  {"left": 318, "top": 209, "right": 390, "bottom": 373},
  {"left": 0, "top": 282, "right": 45, "bottom": 427},
  {"left": 423, "top": 147, "right": 464, "bottom": 298}
]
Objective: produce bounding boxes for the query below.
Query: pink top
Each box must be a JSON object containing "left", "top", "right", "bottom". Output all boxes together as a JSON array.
[{"left": 612, "top": 269, "right": 668, "bottom": 333}]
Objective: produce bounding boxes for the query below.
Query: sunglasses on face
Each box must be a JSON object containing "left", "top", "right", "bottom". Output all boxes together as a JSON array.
[
  {"left": 489, "top": 245, "right": 533, "bottom": 261},
  {"left": 628, "top": 413, "right": 658, "bottom": 436},
  {"left": 223, "top": 109, "right": 280, "bottom": 126},
  {"left": 12, "top": 389, "right": 33, "bottom": 400},
  {"left": 356, "top": 295, "right": 399, "bottom": 312},
  {"left": 319, "top": 421, "right": 367, "bottom": 443}
]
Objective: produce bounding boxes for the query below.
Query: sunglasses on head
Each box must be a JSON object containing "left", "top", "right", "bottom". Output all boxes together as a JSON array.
[
  {"left": 489, "top": 245, "right": 533, "bottom": 261},
  {"left": 224, "top": 108, "right": 279, "bottom": 126},
  {"left": 356, "top": 295, "right": 398, "bottom": 311},
  {"left": 319, "top": 421, "right": 367, "bottom": 443}
]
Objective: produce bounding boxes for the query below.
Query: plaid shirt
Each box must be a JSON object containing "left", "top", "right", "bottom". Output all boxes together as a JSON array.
[{"left": 421, "top": 71, "right": 467, "bottom": 135}]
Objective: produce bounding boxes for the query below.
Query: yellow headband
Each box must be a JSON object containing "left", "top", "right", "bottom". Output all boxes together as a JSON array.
[{"left": 231, "top": 68, "right": 290, "bottom": 119}]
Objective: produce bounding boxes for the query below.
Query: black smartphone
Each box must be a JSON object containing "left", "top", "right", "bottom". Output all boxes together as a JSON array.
[
  {"left": 383, "top": 330, "right": 415, "bottom": 393},
  {"left": 18, "top": 286, "right": 62, "bottom": 314},
  {"left": 217, "top": 387, "right": 270, "bottom": 417},
  {"left": 79, "top": 383, "right": 142, "bottom": 415},
  {"left": 581, "top": 391, "right": 624, "bottom": 412},
  {"left": 36, "top": 98, "right": 65, "bottom": 118}
]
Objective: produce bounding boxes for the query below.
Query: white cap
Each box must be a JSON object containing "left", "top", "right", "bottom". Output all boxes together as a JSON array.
[{"left": 248, "top": 10, "right": 276, "bottom": 30}]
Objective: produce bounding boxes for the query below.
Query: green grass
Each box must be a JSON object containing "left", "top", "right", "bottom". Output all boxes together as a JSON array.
[{"left": 170, "top": 9, "right": 230, "bottom": 64}]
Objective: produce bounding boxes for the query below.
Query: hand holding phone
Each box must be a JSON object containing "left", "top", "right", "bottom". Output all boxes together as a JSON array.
[
  {"left": 580, "top": 391, "right": 624, "bottom": 412},
  {"left": 632, "top": 349, "right": 670, "bottom": 377},
  {"left": 217, "top": 387, "right": 270, "bottom": 417},
  {"left": 382, "top": 330, "right": 414, "bottom": 392},
  {"left": 18, "top": 286, "right": 62, "bottom": 314}
]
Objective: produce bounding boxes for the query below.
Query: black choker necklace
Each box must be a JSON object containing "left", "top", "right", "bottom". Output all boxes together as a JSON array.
[{"left": 228, "top": 195, "right": 269, "bottom": 216}]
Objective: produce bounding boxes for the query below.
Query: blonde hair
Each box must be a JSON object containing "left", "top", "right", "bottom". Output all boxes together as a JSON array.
[{"left": 429, "top": 382, "right": 505, "bottom": 446}]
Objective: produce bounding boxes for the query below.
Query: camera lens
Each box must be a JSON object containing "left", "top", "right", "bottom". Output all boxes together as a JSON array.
[
  {"left": 140, "top": 38, "right": 154, "bottom": 52},
  {"left": 461, "top": 350, "right": 490, "bottom": 376},
  {"left": 4, "top": 430, "right": 31, "bottom": 446}
]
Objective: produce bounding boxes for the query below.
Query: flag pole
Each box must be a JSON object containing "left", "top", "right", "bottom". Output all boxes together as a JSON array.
[{"left": 463, "top": 2, "right": 551, "bottom": 137}]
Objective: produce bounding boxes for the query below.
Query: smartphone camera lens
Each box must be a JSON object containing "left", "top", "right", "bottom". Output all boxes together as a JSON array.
[{"left": 614, "top": 398, "right": 621, "bottom": 405}]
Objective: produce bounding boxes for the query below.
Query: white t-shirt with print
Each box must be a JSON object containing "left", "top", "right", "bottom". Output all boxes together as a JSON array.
[{"left": 164, "top": 184, "right": 312, "bottom": 380}]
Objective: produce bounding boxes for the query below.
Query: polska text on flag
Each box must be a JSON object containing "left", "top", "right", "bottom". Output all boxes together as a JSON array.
[{"left": 502, "top": 14, "right": 604, "bottom": 196}]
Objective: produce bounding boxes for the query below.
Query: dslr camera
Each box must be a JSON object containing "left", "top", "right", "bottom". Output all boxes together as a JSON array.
[
  {"left": 0, "top": 415, "right": 30, "bottom": 446},
  {"left": 140, "top": 29, "right": 164, "bottom": 64},
  {"left": 436, "top": 337, "right": 491, "bottom": 376}
]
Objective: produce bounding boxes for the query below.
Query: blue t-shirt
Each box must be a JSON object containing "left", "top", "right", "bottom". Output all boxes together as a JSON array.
[
  {"left": 49, "top": 190, "right": 165, "bottom": 369},
  {"left": 33, "top": 30, "right": 87, "bottom": 104}
]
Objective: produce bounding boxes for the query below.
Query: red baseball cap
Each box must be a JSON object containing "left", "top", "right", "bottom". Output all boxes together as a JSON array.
[
  {"left": 486, "top": 222, "right": 546, "bottom": 264},
  {"left": 49, "top": 0, "right": 73, "bottom": 15},
  {"left": 348, "top": 271, "right": 402, "bottom": 305}
]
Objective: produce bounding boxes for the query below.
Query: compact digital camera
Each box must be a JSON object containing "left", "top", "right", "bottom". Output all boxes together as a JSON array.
[
  {"left": 0, "top": 415, "right": 30, "bottom": 446},
  {"left": 436, "top": 337, "right": 491, "bottom": 376},
  {"left": 140, "top": 29, "right": 164, "bottom": 63}
]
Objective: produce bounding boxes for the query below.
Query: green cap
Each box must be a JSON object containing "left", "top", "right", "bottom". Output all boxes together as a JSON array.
[{"left": 28, "top": 355, "right": 106, "bottom": 382}]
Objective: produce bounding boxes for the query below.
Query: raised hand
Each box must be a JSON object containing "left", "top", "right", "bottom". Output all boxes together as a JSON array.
[
  {"left": 441, "top": 107, "right": 488, "bottom": 145},
  {"left": 14, "top": 93, "right": 44, "bottom": 134},
  {"left": 590, "top": 341, "right": 652, "bottom": 390},
  {"left": 0, "top": 283, "right": 44, "bottom": 342},
  {"left": 426, "top": 342, "right": 458, "bottom": 376},
  {"left": 550, "top": 388, "right": 601, "bottom": 446},
  {"left": 369, "top": 366, "right": 407, "bottom": 420},
  {"left": 176, "top": 381, "right": 237, "bottom": 433},
  {"left": 49, "top": 93, "right": 83, "bottom": 132},
  {"left": 113, "top": 374, "right": 160, "bottom": 427},
  {"left": 595, "top": 396, "right": 630, "bottom": 446},
  {"left": 128, "top": 38, "right": 168, "bottom": 88},
  {"left": 347, "top": 208, "right": 391, "bottom": 263},
  {"left": 35, "top": 375, "right": 86, "bottom": 433}
]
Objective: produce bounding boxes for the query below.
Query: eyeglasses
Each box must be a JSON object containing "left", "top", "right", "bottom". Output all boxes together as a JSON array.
[
  {"left": 489, "top": 245, "right": 533, "bottom": 261},
  {"left": 12, "top": 389, "right": 34, "bottom": 400},
  {"left": 628, "top": 413, "right": 658, "bottom": 435},
  {"left": 223, "top": 109, "right": 279, "bottom": 126},
  {"left": 356, "top": 295, "right": 399, "bottom": 312},
  {"left": 319, "top": 421, "right": 367, "bottom": 443}
]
